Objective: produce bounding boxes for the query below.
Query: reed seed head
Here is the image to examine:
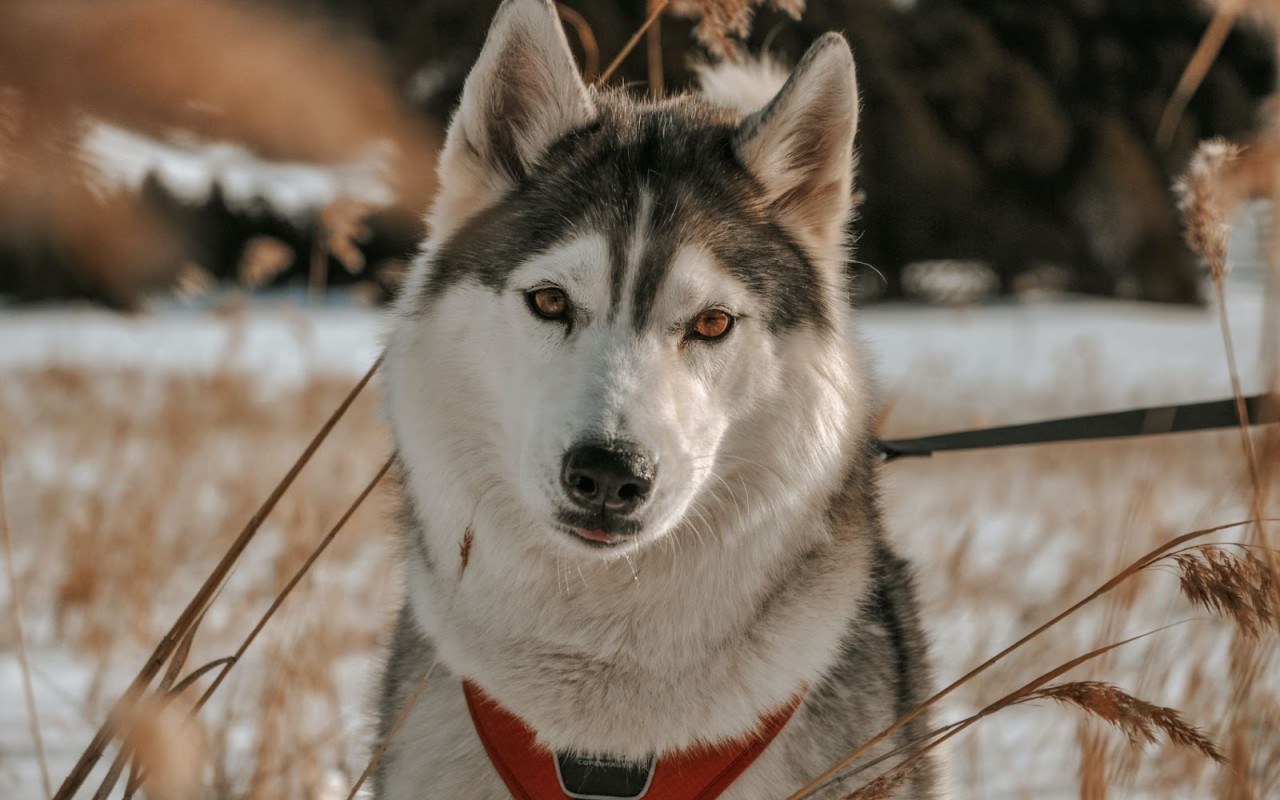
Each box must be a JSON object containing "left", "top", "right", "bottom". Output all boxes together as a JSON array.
[
  {"left": 670, "top": 0, "right": 805, "bottom": 58},
  {"left": 1175, "top": 138, "right": 1244, "bottom": 282},
  {"left": 1172, "top": 546, "right": 1278, "bottom": 640},
  {"left": 1027, "top": 681, "right": 1223, "bottom": 763}
]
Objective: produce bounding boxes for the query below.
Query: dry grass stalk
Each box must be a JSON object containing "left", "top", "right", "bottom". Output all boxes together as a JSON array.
[
  {"left": 840, "top": 767, "right": 910, "bottom": 800},
  {"left": 1173, "top": 546, "right": 1278, "bottom": 639},
  {"left": 1222, "top": 728, "right": 1257, "bottom": 799},
  {"left": 309, "top": 228, "right": 329, "bottom": 301},
  {"left": 459, "top": 526, "right": 475, "bottom": 579},
  {"left": 1078, "top": 722, "right": 1109, "bottom": 800},
  {"left": 0, "top": 453, "right": 53, "bottom": 798},
  {"left": 192, "top": 456, "right": 394, "bottom": 714},
  {"left": 646, "top": 0, "right": 666, "bottom": 97},
  {"left": 1029, "top": 682, "right": 1223, "bottom": 762},
  {"left": 1265, "top": 201, "right": 1280, "bottom": 394},
  {"left": 53, "top": 355, "right": 384, "bottom": 799},
  {"left": 556, "top": 3, "right": 601, "bottom": 83},
  {"left": 670, "top": 0, "right": 805, "bottom": 58},
  {"left": 596, "top": 0, "right": 673, "bottom": 86},
  {"left": 1255, "top": 701, "right": 1280, "bottom": 792},
  {"left": 91, "top": 748, "right": 131, "bottom": 800},
  {"left": 345, "top": 660, "right": 441, "bottom": 800},
  {"left": 1157, "top": 6, "right": 1241, "bottom": 147},
  {"left": 1158, "top": 0, "right": 1280, "bottom": 146}
]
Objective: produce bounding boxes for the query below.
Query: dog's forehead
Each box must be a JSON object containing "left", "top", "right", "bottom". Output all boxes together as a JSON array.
[
  {"left": 420, "top": 99, "right": 830, "bottom": 332},
  {"left": 513, "top": 234, "right": 747, "bottom": 320}
]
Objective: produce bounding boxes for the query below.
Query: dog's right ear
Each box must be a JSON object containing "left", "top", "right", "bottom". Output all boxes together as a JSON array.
[{"left": 428, "top": 0, "right": 595, "bottom": 240}]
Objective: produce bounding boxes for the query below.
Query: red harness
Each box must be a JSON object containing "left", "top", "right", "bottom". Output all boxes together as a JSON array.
[{"left": 464, "top": 681, "right": 803, "bottom": 800}]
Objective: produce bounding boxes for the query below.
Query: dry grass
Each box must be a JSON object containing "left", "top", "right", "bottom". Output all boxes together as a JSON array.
[
  {"left": 872, "top": 388, "right": 1280, "bottom": 798},
  {"left": 4, "top": 2, "right": 1280, "bottom": 798},
  {"left": 1, "top": 353, "right": 1277, "bottom": 798},
  {"left": 1, "top": 454, "right": 51, "bottom": 797},
  {"left": 0, "top": 364, "right": 396, "bottom": 798}
]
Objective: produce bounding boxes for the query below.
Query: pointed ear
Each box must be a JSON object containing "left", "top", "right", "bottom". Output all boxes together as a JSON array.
[
  {"left": 429, "top": 0, "right": 595, "bottom": 238},
  {"left": 736, "top": 34, "right": 858, "bottom": 263}
]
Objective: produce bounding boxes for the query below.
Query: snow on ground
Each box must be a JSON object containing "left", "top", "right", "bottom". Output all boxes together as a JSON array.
[
  {"left": 2, "top": 282, "right": 1266, "bottom": 398},
  {"left": 0, "top": 301, "right": 386, "bottom": 384},
  {"left": 0, "top": 279, "right": 1274, "bottom": 798}
]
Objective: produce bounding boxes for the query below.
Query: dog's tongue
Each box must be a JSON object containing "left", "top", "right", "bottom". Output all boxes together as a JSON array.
[{"left": 577, "top": 529, "right": 615, "bottom": 543}]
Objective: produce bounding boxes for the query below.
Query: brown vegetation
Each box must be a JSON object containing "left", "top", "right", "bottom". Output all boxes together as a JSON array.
[
  {"left": 0, "top": 0, "right": 436, "bottom": 307},
  {"left": 2, "top": 351, "right": 1277, "bottom": 797}
]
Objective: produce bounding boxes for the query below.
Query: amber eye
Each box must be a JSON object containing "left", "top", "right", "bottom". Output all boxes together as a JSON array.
[
  {"left": 527, "top": 287, "right": 570, "bottom": 320},
  {"left": 688, "top": 308, "right": 734, "bottom": 341}
]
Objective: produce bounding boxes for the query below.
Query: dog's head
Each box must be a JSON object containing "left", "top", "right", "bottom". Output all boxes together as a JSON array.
[{"left": 388, "top": 0, "right": 864, "bottom": 558}]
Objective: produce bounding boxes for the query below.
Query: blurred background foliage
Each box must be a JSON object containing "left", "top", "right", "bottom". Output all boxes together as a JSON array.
[{"left": 0, "top": 0, "right": 1274, "bottom": 307}]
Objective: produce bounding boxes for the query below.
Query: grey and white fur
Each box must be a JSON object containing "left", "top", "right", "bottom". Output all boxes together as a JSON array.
[{"left": 375, "top": 0, "right": 938, "bottom": 797}]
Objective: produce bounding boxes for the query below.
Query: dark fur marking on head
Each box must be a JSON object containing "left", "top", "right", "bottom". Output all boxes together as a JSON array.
[
  {"left": 628, "top": 209, "right": 679, "bottom": 332},
  {"left": 606, "top": 191, "right": 635, "bottom": 323},
  {"left": 419, "top": 94, "right": 835, "bottom": 333}
]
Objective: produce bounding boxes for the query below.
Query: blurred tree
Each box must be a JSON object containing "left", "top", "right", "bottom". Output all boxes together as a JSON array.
[
  {"left": 2, "top": 0, "right": 1272, "bottom": 305},
  {"left": 316, "top": 0, "right": 1272, "bottom": 303}
]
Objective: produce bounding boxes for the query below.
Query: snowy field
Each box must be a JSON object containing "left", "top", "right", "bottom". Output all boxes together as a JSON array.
[{"left": 1, "top": 280, "right": 1277, "bottom": 798}]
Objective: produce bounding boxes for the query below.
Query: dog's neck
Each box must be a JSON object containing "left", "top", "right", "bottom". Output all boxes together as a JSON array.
[{"left": 400, "top": 446, "right": 878, "bottom": 759}]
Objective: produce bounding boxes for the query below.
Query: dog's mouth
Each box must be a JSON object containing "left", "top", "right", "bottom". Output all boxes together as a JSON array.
[
  {"left": 556, "top": 511, "right": 642, "bottom": 549},
  {"left": 569, "top": 527, "right": 624, "bottom": 547}
]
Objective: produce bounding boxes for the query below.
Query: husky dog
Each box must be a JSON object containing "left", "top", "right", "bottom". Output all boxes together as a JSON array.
[{"left": 376, "top": 0, "right": 937, "bottom": 797}]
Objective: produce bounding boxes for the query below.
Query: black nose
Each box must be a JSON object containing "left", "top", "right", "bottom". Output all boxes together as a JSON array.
[{"left": 561, "top": 444, "right": 655, "bottom": 515}]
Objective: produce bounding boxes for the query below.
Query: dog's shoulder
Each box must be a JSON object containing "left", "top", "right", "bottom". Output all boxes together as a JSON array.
[
  {"left": 373, "top": 602, "right": 436, "bottom": 793},
  {"left": 802, "top": 479, "right": 940, "bottom": 796}
]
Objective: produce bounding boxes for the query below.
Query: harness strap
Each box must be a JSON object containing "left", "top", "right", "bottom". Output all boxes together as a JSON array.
[
  {"left": 463, "top": 681, "right": 803, "bottom": 800},
  {"left": 877, "top": 394, "right": 1273, "bottom": 461}
]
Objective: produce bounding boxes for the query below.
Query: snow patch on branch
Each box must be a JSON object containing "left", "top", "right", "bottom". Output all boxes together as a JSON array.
[{"left": 79, "top": 122, "right": 395, "bottom": 222}]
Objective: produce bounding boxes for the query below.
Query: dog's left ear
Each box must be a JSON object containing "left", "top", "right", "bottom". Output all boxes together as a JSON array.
[
  {"left": 429, "top": 0, "right": 596, "bottom": 239},
  {"left": 736, "top": 34, "right": 858, "bottom": 263}
]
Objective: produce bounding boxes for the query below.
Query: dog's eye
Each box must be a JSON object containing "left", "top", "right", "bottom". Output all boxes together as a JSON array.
[
  {"left": 527, "top": 287, "right": 570, "bottom": 320},
  {"left": 687, "top": 308, "right": 734, "bottom": 341}
]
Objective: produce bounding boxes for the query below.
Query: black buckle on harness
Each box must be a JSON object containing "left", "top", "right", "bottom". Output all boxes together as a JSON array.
[{"left": 555, "top": 752, "right": 656, "bottom": 800}]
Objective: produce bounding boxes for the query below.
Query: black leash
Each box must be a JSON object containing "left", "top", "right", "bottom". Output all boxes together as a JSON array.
[{"left": 877, "top": 394, "right": 1273, "bottom": 461}]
